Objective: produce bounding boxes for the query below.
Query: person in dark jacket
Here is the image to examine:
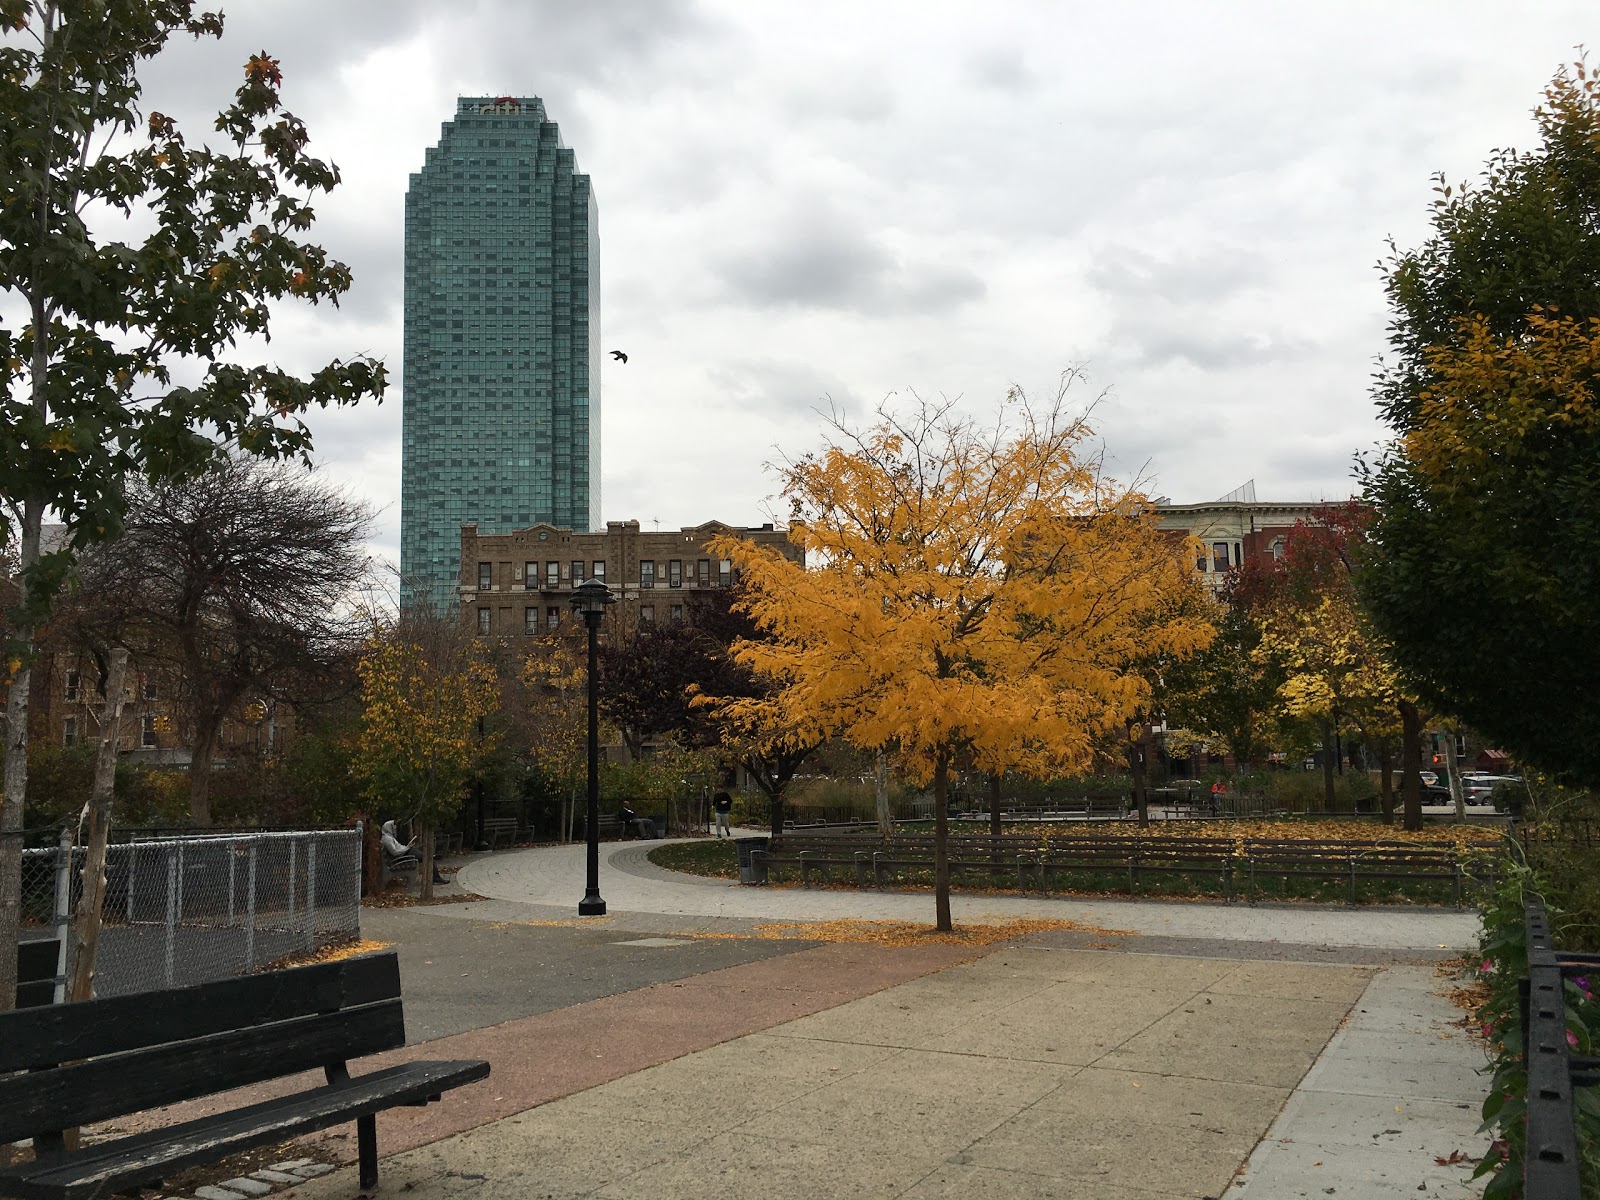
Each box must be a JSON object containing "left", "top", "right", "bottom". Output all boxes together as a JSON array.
[{"left": 712, "top": 790, "right": 734, "bottom": 838}]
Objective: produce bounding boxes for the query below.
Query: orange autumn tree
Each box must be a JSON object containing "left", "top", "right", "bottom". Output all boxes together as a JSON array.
[
  {"left": 353, "top": 613, "right": 499, "bottom": 898},
  {"left": 710, "top": 379, "right": 1214, "bottom": 930}
]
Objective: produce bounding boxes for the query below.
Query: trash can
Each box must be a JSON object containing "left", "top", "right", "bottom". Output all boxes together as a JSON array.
[{"left": 735, "top": 836, "right": 770, "bottom": 885}]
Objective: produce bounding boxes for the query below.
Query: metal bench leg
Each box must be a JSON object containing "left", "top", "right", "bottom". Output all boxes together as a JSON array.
[{"left": 357, "top": 1113, "right": 378, "bottom": 1191}]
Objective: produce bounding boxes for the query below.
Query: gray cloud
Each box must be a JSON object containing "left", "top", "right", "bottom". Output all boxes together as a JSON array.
[{"left": 713, "top": 206, "right": 985, "bottom": 314}]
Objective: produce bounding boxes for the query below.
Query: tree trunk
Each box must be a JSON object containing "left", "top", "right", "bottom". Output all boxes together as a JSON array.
[
  {"left": 988, "top": 770, "right": 1002, "bottom": 838},
  {"left": 875, "top": 750, "right": 893, "bottom": 835},
  {"left": 187, "top": 714, "right": 224, "bottom": 825},
  {"left": 1129, "top": 725, "right": 1149, "bottom": 827},
  {"left": 419, "top": 826, "right": 436, "bottom": 901},
  {"left": 1442, "top": 731, "right": 1465, "bottom": 822},
  {"left": 769, "top": 776, "right": 786, "bottom": 838},
  {"left": 0, "top": 497, "right": 45, "bottom": 1014},
  {"left": 360, "top": 815, "right": 382, "bottom": 896},
  {"left": 1378, "top": 743, "right": 1394, "bottom": 826},
  {"left": 1400, "top": 700, "right": 1424, "bottom": 832},
  {"left": 932, "top": 750, "right": 952, "bottom": 932},
  {"left": 1320, "top": 723, "right": 1337, "bottom": 812},
  {"left": 69, "top": 649, "right": 129, "bottom": 1002}
]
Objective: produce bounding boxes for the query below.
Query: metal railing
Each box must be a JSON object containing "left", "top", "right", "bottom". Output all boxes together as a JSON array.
[
  {"left": 14, "top": 827, "right": 361, "bottom": 1000},
  {"left": 1521, "top": 896, "right": 1600, "bottom": 1198}
]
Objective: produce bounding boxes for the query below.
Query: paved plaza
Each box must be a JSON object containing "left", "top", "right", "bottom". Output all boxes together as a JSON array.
[{"left": 238, "top": 839, "right": 1489, "bottom": 1200}]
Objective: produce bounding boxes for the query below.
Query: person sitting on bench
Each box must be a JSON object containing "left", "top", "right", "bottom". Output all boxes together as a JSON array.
[
  {"left": 617, "top": 802, "right": 655, "bottom": 840},
  {"left": 382, "top": 820, "right": 445, "bottom": 883}
]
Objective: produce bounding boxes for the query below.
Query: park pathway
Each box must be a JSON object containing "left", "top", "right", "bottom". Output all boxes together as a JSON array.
[{"left": 454, "top": 835, "right": 1480, "bottom": 951}]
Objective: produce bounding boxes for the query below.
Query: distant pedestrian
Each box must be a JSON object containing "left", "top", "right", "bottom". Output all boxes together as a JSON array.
[{"left": 713, "top": 790, "right": 733, "bottom": 838}]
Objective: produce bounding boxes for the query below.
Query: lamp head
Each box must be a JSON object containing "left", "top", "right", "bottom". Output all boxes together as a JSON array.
[{"left": 569, "top": 578, "right": 617, "bottom": 620}]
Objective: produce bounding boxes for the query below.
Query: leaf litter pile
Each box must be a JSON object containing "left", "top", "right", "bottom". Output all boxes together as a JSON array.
[{"left": 694, "top": 916, "right": 1137, "bottom": 948}]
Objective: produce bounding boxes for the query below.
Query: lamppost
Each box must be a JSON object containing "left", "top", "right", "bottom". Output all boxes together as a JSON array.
[{"left": 569, "top": 578, "right": 615, "bottom": 915}]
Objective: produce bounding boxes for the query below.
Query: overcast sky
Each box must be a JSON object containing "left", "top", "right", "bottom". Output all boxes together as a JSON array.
[{"left": 139, "top": 1, "right": 1595, "bottom": 568}]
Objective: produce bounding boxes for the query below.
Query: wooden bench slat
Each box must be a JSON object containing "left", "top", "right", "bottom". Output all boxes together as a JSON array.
[
  {"left": 0, "top": 953, "right": 399, "bottom": 1075},
  {"left": 0, "top": 1000, "right": 405, "bottom": 1143},
  {"left": 1, "top": 1059, "right": 489, "bottom": 1200}
]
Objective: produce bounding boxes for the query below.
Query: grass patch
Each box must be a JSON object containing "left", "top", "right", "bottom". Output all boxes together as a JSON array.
[{"left": 648, "top": 838, "right": 740, "bottom": 879}]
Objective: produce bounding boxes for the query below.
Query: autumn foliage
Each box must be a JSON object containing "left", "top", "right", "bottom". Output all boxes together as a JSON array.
[
  {"left": 709, "top": 379, "right": 1213, "bottom": 929},
  {"left": 353, "top": 619, "right": 499, "bottom": 898}
]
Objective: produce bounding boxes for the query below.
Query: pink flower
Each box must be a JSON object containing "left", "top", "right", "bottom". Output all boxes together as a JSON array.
[
  {"left": 1481, "top": 958, "right": 1494, "bottom": 974},
  {"left": 1481, "top": 1023, "right": 1494, "bottom": 1039},
  {"left": 1568, "top": 1030, "right": 1579, "bottom": 1048}
]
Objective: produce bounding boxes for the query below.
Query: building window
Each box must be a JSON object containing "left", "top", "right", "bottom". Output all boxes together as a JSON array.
[
  {"left": 546, "top": 606, "right": 560, "bottom": 629},
  {"left": 64, "top": 670, "right": 80, "bottom": 702},
  {"left": 640, "top": 604, "right": 655, "bottom": 623},
  {"left": 668, "top": 559, "right": 682, "bottom": 588},
  {"left": 525, "top": 606, "right": 538, "bottom": 633},
  {"left": 524, "top": 560, "right": 538, "bottom": 585},
  {"left": 477, "top": 607, "right": 491, "bottom": 633},
  {"left": 1270, "top": 537, "right": 1286, "bottom": 561},
  {"left": 571, "top": 560, "right": 584, "bottom": 584},
  {"left": 1196, "top": 551, "right": 1208, "bottom": 573},
  {"left": 141, "top": 713, "right": 158, "bottom": 748},
  {"left": 640, "top": 560, "right": 655, "bottom": 588},
  {"left": 697, "top": 559, "right": 710, "bottom": 586},
  {"left": 142, "top": 681, "right": 158, "bottom": 701},
  {"left": 546, "top": 561, "right": 559, "bottom": 588},
  {"left": 592, "top": 560, "right": 606, "bottom": 581},
  {"left": 1212, "top": 542, "right": 1230, "bottom": 571},
  {"left": 670, "top": 604, "right": 683, "bottom": 622},
  {"left": 718, "top": 559, "right": 732, "bottom": 586},
  {"left": 63, "top": 716, "right": 76, "bottom": 746},
  {"left": 478, "top": 561, "right": 493, "bottom": 590}
]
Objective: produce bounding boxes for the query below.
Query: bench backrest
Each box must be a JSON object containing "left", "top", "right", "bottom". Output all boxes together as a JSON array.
[
  {"left": 15, "top": 937, "right": 60, "bottom": 1010},
  {"left": 0, "top": 951, "right": 404, "bottom": 1143}
]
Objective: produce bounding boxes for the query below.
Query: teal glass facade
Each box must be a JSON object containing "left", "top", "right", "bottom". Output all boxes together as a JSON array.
[{"left": 401, "top": 96, "right": 600, "bottom": 611}]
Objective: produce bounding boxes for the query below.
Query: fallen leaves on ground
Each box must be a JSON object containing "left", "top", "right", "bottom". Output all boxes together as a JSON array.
[
  {"left": 257, "top": 938, "right": 392, "bottom": 971},
  {"left": 1005, "top": 819, "right": 1500, "bottom": 851},
  {"left": 692, "top": 916, "right": 1138, "bottom": 948},
  {"left": 362, "top": 890, "right": 487, "bottom": 909}
]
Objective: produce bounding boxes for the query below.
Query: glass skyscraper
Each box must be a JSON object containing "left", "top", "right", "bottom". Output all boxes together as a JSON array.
[{"left": 401, "top": 96, "right": 600, "bottom": 612}]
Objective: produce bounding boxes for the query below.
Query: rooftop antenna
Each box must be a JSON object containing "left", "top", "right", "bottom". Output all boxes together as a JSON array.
[{"left": 651, "top": 517, "right": 660, "bottom": 531}]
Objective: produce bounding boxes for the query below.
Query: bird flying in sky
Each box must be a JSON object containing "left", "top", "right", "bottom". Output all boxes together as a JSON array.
[{"left": 610, "top": 350, "right": 627, "bottom": 363}]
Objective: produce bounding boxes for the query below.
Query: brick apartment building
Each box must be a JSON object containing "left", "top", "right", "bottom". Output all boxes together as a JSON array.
[{"left": 457, "top": 518, "right": 802, "bottom": 636}]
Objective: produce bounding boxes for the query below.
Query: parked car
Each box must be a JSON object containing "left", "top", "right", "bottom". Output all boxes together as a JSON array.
[
  {"left": 1465, "top": 775, "right": 1521, "bottom": 802},
  {"left": 1418, "top": 771, "right": 1439, "bottom": 787}
]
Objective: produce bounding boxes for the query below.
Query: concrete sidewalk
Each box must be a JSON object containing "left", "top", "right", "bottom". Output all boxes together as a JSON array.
[
  {"left": 283, "top": 942, "right": 1398, "bottom": 1200},
  {"left": 1224, "top": 965, "right": 1486, "bottom": 1198}
]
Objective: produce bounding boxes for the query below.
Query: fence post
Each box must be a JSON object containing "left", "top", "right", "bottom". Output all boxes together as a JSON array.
[
  {"left": 287, "top": 837, "right": 297, "bottom": 935},
  {"left": 227, "top": 847, "right": 237, "bottom": 929},
  {"left": 351, "top": 823, "right": 363, "bottom": 941},
  {"left": 164, "top": 848, "right": 177, "bottom": 988},
  {"left": 127, "top": 839, "right": 136, "bottom": 923},
  {"left": 52, "top": 829, "right": 73, "bottom": 1005},
  {"left": 304, "top": 836, "right": 318, "bottom": 951},
  {"left": 244, "top": 839, "right": 259, "bottom": 970}
]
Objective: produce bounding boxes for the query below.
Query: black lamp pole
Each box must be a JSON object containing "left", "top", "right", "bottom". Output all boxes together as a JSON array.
[{"left": 570, "top": 578, "right": 615, "bottom": 916}]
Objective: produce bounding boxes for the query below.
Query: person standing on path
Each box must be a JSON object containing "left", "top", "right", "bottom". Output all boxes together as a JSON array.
[{"left": 713, "top": 790, "right": 733, "bottom": 838}]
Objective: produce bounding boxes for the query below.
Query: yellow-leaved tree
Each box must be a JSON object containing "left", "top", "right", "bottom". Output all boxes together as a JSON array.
[
  {"left": 520, "top": 631, "right": 590, "bottom": 840},
  {"left": 709, "top": 379, "right": 1214, "bottom": 930},
  {"left": 353, "top": 614, "right": 500, "bottom": 897},
  {"left": 1254, "top": 590, "right": 1414, "bottom": 824}
]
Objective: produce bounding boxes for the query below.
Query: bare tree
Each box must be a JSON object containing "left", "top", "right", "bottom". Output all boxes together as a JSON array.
[{"left": 73, "top": 458, "right": 373, "bottom": 824}]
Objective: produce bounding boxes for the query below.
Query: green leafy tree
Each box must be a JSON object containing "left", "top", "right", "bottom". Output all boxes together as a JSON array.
[
  {"left": 0, "top": 3, "right": 384, "bottom": 1003},
  {"left": 1362, "top": 58, "right": 1600, "bottom": 784}
]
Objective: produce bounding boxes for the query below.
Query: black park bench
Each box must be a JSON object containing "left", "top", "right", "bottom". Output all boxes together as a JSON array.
[{"left": 0, "top": 951, "right": 489, "bottom": 1200}]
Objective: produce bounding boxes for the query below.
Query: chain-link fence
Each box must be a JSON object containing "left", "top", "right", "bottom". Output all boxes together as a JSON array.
[{"left": 11, "top": 827, "right": 361, "bottom": 1000}]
